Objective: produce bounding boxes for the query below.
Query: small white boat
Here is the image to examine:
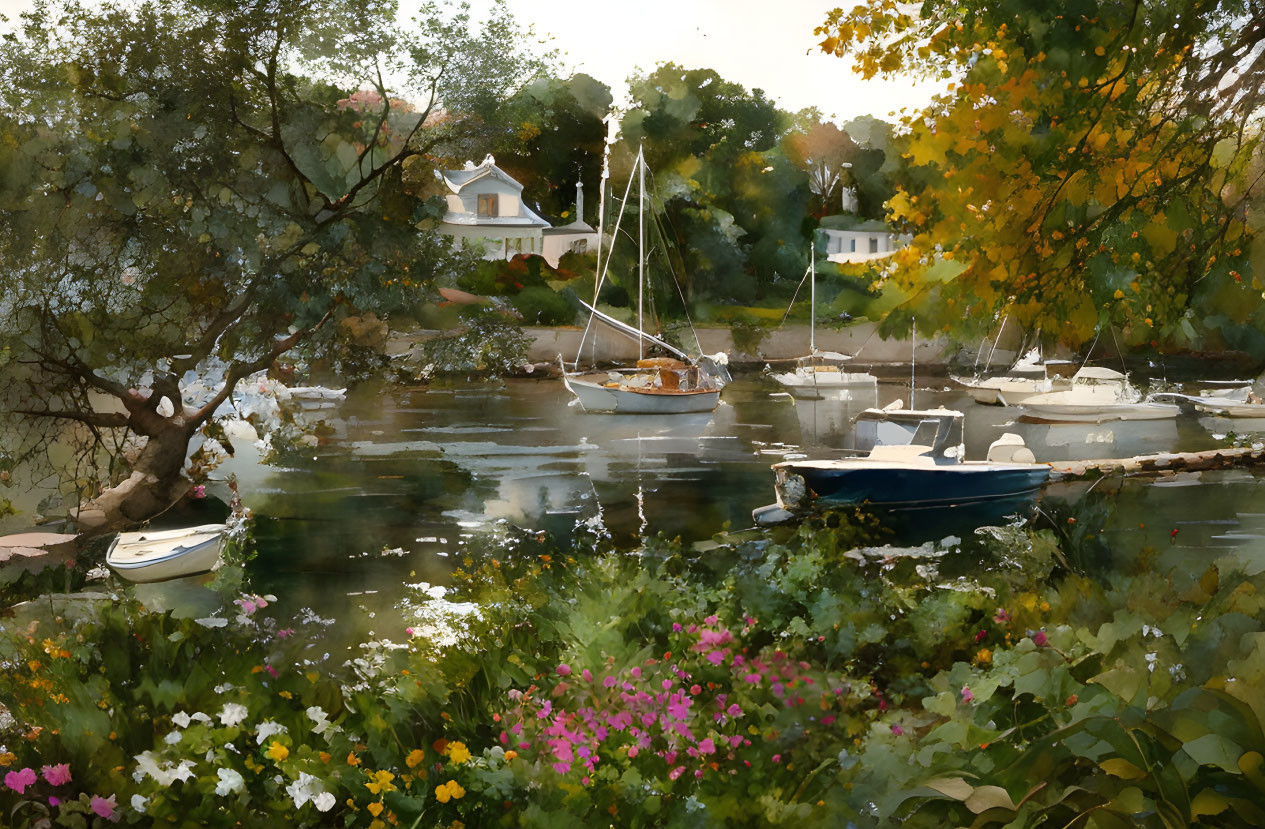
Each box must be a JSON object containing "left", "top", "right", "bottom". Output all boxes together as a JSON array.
[
  {"left": 954, "top": 347, "right": 1073, "bottom": 406},
  {"left": 564, "top": 358, "right": 722, "bottom": 414},
  {"left": 1019, "top": 368, "right": 1179, "bottom": 423},
  {"left": 106, "top": 524, "right": 227, "bottom": 583},
  {"left": 768, "top": 243, "right": 876, "bottom": 397}
]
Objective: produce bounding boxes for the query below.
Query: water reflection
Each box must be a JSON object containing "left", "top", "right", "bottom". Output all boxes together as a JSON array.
[{"left": 136, "top": 372, "right": 1262, "bottom": 643}]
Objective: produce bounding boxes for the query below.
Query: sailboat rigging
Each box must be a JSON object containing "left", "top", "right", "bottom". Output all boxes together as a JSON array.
[
  {"left": 562, "top": 145, "right": 728, "bottom": 414},
  {"left": 767, "top": 242, "right": 876, "bottom": 398}
]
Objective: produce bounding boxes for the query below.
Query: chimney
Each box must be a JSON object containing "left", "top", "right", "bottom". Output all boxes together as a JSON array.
[{"left": 575, "top": 181, "right": 584, "bottom": 222}]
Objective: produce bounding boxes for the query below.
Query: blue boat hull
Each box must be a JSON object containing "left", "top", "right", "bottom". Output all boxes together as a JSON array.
[{"left": 788, "top": 464, "right": 1050, "bottom": 509}]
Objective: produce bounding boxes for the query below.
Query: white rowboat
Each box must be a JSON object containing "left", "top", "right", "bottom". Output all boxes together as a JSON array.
[{"left": 106, "top": 524, "right": 227, "bottom": 583}]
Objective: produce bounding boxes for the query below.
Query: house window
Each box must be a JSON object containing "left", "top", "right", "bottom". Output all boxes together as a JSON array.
[
  {"left": 508, "top": 237, "right": 523, "bottom": 254},
  {"left": 869, "top": 237, "right": 879, "bottom": 253},
  {"left": 849, "top": 239, "right": 856, "bottom": 253},
  {"left": 570, "top": 239, "right": 588, "bottom": 254},
  {"left": 477, "top": 193, "right": 498, "bottom": 217}
]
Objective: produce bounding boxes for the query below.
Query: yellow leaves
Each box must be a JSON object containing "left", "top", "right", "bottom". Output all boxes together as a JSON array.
[{"left": 1101, "top": 758, "right": 1147, "bottom": 779}]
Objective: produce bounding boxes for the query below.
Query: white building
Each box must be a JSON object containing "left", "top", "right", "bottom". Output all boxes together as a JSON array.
[
  {"left": 436, "top": 155, "right": 598, "bottom": 267},
  {"left": 820, "top": 218, "right": 906, "bottom": 264}
]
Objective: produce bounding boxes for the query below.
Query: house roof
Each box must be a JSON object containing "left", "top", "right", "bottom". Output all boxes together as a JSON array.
[
  {"left": 437, "top": 154, "right": 524, "bottom": 194},
  {"left": 542, "top": 219, "right": 597, "bottom": 235}
]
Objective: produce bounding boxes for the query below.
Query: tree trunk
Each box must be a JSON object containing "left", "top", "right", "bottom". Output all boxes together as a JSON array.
[{"left": 74, "top": 424, "right": 193, "bottom": 536}]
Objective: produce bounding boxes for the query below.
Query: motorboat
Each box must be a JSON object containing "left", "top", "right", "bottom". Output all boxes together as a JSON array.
[
  {"left": 106, "top": 524, "right": 227, "bottom": 583},
  {"left": 1018, "top": 367, "right": 1180, "bottom": 423},
  {"left": 754, "top": 404, "right": 1050, "bottom": 522},
  {"left": 562, "top": 145, "right": 727, "bottom": 414},
  {"left": 954, "top": 347, "right": 1073, "bottom": 406},
  {"left": 767, "top": 243, "right": 876, "bottom": 397}
]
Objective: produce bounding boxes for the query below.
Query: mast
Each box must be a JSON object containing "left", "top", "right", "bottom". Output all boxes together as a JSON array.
[
  {"left": 809, "top": 241, "right": 816, "bottom": 354},
  {"left": 637, "top": 144, "right": 645, "bottom": 360},
  {"left": 593, "top": 127, "right": 611, "bottom": 303}
]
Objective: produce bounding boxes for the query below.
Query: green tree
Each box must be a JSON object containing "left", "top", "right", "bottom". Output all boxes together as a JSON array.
[
  {"left": 0, "top": 0, "right": 547, "bottom": 532},
  {"left": 616, "top": 64, "right": 809, "bottom": 306},
  {"left": 818, "top": 0, "right": 1265, "bottom": 348}
]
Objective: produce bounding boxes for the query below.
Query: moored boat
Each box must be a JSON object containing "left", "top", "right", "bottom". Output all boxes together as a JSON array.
[
  {"left": 1018, "top": 367, "right": 1179, "bottom": 423},
  {"left": 106, "top": 524, "right": 227, "bottom": 583},
  {"left": 954, "top": 347, "right": 1073, "bottom": 406},
  {"left": 755, "top": 406, "right": 1050, "bottom": 522}
]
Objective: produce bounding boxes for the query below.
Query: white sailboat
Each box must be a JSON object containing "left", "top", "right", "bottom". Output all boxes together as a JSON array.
[
  {"left": 562, "top": 146, "right": 727, "bottom": 414},
  {"left": 767, "top": 243, "right": 876, "bottom": 398},
  {"left": 954, "top": 346, "right": 1073, "bottom": 406},
  {"left": 1018, "top": 367, "right": 1180, "bottom": 423}
]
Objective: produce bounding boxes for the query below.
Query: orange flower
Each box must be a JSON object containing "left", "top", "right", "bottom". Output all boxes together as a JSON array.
[
  {"left": 347, "top": 752, "right": 361, "bottom": 766},
  {"left": 406, "top": 749, "right": 425, "bottom": 768}
]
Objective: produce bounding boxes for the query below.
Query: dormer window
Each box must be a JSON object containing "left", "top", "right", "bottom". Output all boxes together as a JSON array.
[{"left": 477, "top": 193, "right": 498, "bottom": 217}]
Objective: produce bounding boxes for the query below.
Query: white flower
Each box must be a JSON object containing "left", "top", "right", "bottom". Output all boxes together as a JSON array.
[
  {"left": 255, "top": 721, "right": 288, "bottom": 745},
  {"left": 133, "top": 752, "right": 197, "bottom": 786},
  {"left": 305, "top": 706, "right": 336, "bottom": 736},
  {"left": 164, "top": 730, "right": 183, "bottom": 745},
  {"left": 172, "top": 712, "right": 191, "bottom": 728},
  {"left": 218, "top": 702, "right": 248, "bottom": 727},
  {"left": 286, "top": 772, "right": 331, "bottom": 810},
  {"left": 190, "top": 712, "right": 211, "bottom": 724},
  {"left": 214, "top": 682, "right": 236, "bottom": 694},
  {"left": 215, "top": 767, "right": 245, "bottom": 796},
  {"left": 130, "top": 794, "right": 148, "bottom": 814}
]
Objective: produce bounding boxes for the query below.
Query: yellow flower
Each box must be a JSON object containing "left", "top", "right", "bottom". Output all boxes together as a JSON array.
[
  {"left": 406, "top": 749, "right": 426, "bottom": 768},
  {"left": 265, "top": 741, "right": 289, "bottom": 762},
  {"left": 369, "top": 821, "right": 386, "bottom": 829},
  {"left": 447, "top": 781, "right": 465, "bottom": 800},
  {"left": 435, "top": 779, "right": 466, "bottom": 802},
  {"left": 0, "top": 752, "right": 15, "bottom": 767},
  {"left": 447, "top": 741, "right": 471, "bottom": 765},
  {"left": 504, "top": 750, "right": 517, "bottom": 761},
  {"left": 974, "top": 648, "right": 993, "bottom": 665},
  {"left": 435, "top": 783, "right": 452, "bottom": 804},
  {"left": 365, "top": 769, "right": 396, "bottom": 795},
  {"left": 368, "top": 802, "right": 384, "bottom": 817},
  {"left": 278, "top": 690, "right": 292, "bottom": 699}
]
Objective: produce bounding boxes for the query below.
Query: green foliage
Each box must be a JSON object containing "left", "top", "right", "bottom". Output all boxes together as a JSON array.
[
  {"left": 10, "top": 505, "right": 1265, "bottom": 825},
  {"left": 0, "top": 0, "right": 548, "bottom": 521},
  {"left": 420, "top": 306, "right": 531, "bottom": 376}
]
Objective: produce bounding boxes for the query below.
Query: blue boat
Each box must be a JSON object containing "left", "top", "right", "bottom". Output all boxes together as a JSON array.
[{"left": 755, "top": 406, "right": 1050, "bottom": 523}]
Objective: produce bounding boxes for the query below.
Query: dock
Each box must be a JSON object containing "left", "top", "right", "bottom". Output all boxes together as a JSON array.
[{"left": 1048, "top": 446, "right": 1265, "bottom": 481}]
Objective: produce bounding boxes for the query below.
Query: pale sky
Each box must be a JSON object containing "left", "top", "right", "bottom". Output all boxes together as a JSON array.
[{"left": 0, "top": 0, "right": 940, "bottom": 123}]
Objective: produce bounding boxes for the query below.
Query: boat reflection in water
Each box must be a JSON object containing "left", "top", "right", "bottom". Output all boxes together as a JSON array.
[{"left": 755, "top": 403, "right": 1050, "bottom": 534}]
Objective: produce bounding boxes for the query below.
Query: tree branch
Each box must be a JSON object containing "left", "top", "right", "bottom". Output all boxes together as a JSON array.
[{"left": 13, "top": 409, "right": 130, "bottom": 428}]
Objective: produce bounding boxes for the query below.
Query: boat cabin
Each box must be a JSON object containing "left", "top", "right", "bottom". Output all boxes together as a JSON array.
[{"left": 853, "top": 406, "right": 964, "bottom": 462}]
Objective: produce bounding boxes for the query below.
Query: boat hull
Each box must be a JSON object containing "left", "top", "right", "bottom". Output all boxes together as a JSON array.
[
  {"left": 770, "top": 370, "right": 877, "bottom": 399},
  {"left": 777, "top": 461, "right": 1050, "bottom": 509},
  {"left": 106, "top": 525, "right": 226, "bottom": 583},
  {"left": 564, "top": 375, "right": 720, "bottom": 414},
  {"left": 1194, "top": 402, "right": 1265, "bottom": 418},
  {"left": 1019, "top": 402, "right": 1180, "bottom": 423}
]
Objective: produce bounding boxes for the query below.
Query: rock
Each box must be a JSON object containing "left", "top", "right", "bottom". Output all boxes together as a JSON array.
[{"left": 0, "top": 532, "right": 81, "bottom": 575}]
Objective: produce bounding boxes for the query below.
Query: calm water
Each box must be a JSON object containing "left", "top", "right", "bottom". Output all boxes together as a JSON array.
[{"left": 139, "top": 372, "right": 1265, "bottom": 639}]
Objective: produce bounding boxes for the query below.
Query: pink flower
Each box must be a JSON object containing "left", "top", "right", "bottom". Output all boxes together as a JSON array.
[
  {"left": 698, "top": 738, "right": 716, "bottom": 754},
  {"left": 49, "top": 796, "right": 61, "bottom": 807},
  {"left": 726, "top": 703, "right": 742, "bottom": 717},
  {"left": 994, "top": 608, "right": 1011, "bottom": 624},
  {"left": 276, "top": 629, "right": 295, "bottom": 639},
  {"left": 602, "top": 676, "right": 616, "bottom": 688},
  {"left": 704, "top": 615, "right": 718, "bottom": 626},
  {"left": 41, "top": 764, "right": 72, "bottom": 786},
  {"left": 630, "top": 667, "right": 642, "bottom": 679},
  {"left": 672, "top": 623, "right": 682, "bottom": 632},
  {"left": 695, "top": 769, "right": 704, "bottom": 779},
  {"left": 1032, "top": 630, "right": 1049, "bottom": 647},
  {"left": 581, "top": 669, "right": 592, "bottom": 682},
  {"left": 690, "top": 684, "right": 702, "bottom": 695},
  {"left": 961, "top": 685, "right": 974, "bottom": 703},
  {"left": 191, "top": 485, "right": 206, "bottom": 500},
  {"left": 4, "top": 768, "right": 36, "bottom": 794},
  {"left": 264, "top": 664, "right": 278, "bottom": 678},
  {"left": 974, "top": 629, "right": 988, "bottom": 643},
  {"left": 891, "top": 724, "right": 904, "bottom": 735},
  {"left": 405, "top": 627, "right": 415, "bottom": 636},
  {"left": 556, "top": 664, "right": 571, "bottom": 677},
  {"left": 668, "top": 766, "right": 685, "bottom": 781},
  {"left": 772, "top": 754, "right": 781, "bottom": 763},
  {"left": 90, "top": 794, "right": 118, "bottom": 820}
]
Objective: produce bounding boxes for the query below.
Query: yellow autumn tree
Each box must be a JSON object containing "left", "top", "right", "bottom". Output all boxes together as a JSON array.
[{"left": 819, "top": 0, "right": 1265, "bottom": 350}]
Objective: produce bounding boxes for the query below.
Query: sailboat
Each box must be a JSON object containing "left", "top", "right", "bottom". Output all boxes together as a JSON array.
[
  {"left": 767, "top": 243, "right": 876, "bottom": 398},
  {"left": 562, "top": 146, "right": 728, "bottom": 414},
  {"left": 953, "top": 320, "right": 1074, "bottom": 406}
]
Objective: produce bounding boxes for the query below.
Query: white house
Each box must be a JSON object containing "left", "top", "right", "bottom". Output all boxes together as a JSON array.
[
  {"left": 820, "top": 218, "right": 906, "bottom": 264},
  {"left": 436, "top": 155, "right": 598, "bottom": 267}
]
